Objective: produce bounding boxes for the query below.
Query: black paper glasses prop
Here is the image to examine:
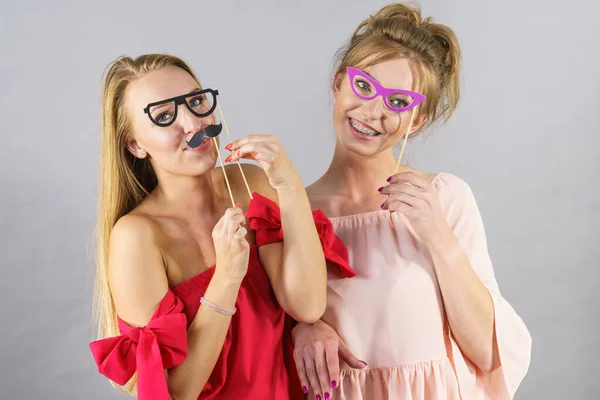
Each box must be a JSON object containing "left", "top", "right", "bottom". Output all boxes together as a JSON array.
[{"left": 143, "top": 88, "right": 253, "bottom": 207}]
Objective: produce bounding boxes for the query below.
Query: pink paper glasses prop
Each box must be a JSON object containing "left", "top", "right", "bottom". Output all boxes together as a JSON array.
[{"left": 346, "top": 66, "right": 426, "bottom": 174}]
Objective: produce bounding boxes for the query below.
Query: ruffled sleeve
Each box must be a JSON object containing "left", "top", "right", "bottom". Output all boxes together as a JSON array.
[
  {"left": 247, "top": 192, "right": 356, "bottom": 278},
  {"left": 435, "top": 173, "right": 532, "bottom": 399},
  {"left": 89, "top": 290, "right": 188, "bottom": 400}
]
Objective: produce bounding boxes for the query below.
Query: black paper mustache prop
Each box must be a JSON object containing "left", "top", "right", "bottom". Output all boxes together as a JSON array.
[{"left": 186, "top": 123, "right": 223, "bottom": 148}]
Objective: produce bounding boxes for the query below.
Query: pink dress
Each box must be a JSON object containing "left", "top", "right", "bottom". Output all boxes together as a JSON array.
[{"left": 320, "top": 173, "right": 531, "bottom": 399}]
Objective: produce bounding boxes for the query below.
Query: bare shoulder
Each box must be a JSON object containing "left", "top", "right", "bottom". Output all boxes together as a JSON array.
[
  {"left": 110, "top": 212, "right": 164, "bottom": 248},
  {"left": 108, "top": 213, "right": 169, "bottom": 326}
]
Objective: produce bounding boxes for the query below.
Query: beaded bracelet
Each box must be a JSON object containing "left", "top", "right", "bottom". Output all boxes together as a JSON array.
[{"left": 200, "top": 297, "right": 237, "bottom": 316}]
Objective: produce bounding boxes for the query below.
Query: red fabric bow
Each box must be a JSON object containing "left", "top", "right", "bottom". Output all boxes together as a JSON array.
[
  {"left": 89, "top": 290, "right": 188, "bottom": 400},
  {"left": 248, "top": 192, "right": 356, "bottom": 278}
]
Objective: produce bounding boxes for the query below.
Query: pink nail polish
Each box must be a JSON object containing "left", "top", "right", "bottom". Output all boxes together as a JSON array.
[
  {"left": 387, "top": 176, "right": 392, "bottom": 182},
  {"left": 316, "top": 395, "right": 322, "bottom": 400},
  {"left": 377, "top": 187, "right": 383, "bottom": 192},
  {"left": 332, "top": 381, "right": 337, "bottom": 389},
  {"left": 303, "top": 386, "right": 308, "bottom": 394},
  {"left": 359, "top": 360, "right": 368, "bottom": 366},
  {"left": 325, "top": 393, "right": 331, "bottom": 400}
]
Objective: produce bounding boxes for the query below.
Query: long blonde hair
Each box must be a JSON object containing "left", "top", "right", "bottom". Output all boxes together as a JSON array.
[
  {"left": 94, "top": 54, "right": 201, "bottom": 394},
  {"left": 332, "top": 2, "right": 461, "bottom": 134}
]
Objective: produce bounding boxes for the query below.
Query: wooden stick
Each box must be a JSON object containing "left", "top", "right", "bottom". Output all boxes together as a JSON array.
[
  {"left": 389, "top": 107, "right": 418, "bottom": 228},
  {"left": 394, "top": 107, "right": 417, "bottom": 174},
  {"left": 212, "top": 137, "right": 235, "bottom": 207},
  {"left": 217, "top": 103, "right": 253, "bottom": 200}
]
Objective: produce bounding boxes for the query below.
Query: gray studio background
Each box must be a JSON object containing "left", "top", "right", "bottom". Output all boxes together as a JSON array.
[{"left": 1, "top": 0, "right": 598, "bottom": 399}]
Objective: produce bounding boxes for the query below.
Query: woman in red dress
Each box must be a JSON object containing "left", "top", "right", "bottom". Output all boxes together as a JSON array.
[{"left": 89, "top": 54, "right": 354, "bottom": 399}]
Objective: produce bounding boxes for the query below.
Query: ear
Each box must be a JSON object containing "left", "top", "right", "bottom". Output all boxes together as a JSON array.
[
  {"left": 410, "top": 114, "right": 428, "bottom": 134},
  {"left": 126, "top": 138, "right": 147, "bottom": 159},
  {"left": 332, "top": 73, "right": 343, "bottom": 99}
]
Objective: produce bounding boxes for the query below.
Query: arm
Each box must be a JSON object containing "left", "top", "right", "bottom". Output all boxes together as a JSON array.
[
  {"left": 168, "top": 272, "right": 241, "bottom": 400},
  {"left": 429, "top": 177, "right": 531, "bottom": 399},
  {"left": 381, "top": 172, "right": 497, "bottom": 372},
  {"left": 259, "top": 180, "right": 327, "bottom": 323},
  {"left": 229, "top": 140, "right": 327, "bottom": 323},
  {"left": 108, "top": 209, "right": 248, "bottom": 400},
  {"left": 427, "top": 229, "right": 497, "bottom": 372}
]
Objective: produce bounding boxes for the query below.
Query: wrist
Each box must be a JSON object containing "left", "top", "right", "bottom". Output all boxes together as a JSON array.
[
  {"left": 274, "top": 177, "right": 304, "bottom": 194},
  {"left": 212, "top": 268, "right": 244, "bottom": 289},
  {"left": 426, "top": 227, "right": 462, "bottom": 262}
]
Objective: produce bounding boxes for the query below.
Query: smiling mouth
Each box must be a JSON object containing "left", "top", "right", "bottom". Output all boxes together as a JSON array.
[{"left": 349, "top": 118, "right": 381, "bottom": 136}]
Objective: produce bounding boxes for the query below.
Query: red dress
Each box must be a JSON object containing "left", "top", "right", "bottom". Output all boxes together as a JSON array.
[{"left": 90, "top": 193, "right": 356, "bottom": 399}]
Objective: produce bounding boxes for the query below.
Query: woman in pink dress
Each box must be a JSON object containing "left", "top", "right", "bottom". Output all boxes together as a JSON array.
[{"left": 288, "top": 3, "right": 532, "bottom": 399}]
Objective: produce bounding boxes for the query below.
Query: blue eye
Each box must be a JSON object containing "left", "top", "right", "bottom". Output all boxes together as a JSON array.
[
  {"left": 157, "top": 113, "right": 172, "bottom": 123},
  {"left": 390, "top": 99, "right": 408, "bottom": 108},
  {"left": 356, "top": 79, "right": 371, "bottom": 90},
  {"left": 189, "top": 96, "right": 205, "bottom": 107}
]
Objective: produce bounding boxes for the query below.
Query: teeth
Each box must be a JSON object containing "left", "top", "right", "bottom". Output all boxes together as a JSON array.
[{"left": 350, "top": 119, "right": 379, "bottom": 136}]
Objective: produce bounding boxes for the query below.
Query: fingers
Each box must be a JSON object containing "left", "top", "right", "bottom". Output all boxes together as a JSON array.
[
  {"left": 381, "top": 192, "right": 422, "bottom": 210},
  {"left": 233, "top": 226, "right": 247, "bottom": 239},
  {"left": 386, "top": 201, "right": 416, "bottom": 216},
  {"left": 222, "top": 207, "right": 244, "bottom": 221},
  {"left": 293, "top": 348, "right": 310, "bottom": 396},
  {"left": 237, "top": 151, "right": 276, "bottom": 163},
  {"left": 227, "top": 220, "right": 245, "bottom": 239},
  {"left": 217, "top": 208, "right": 246, "bottom": 238},
  {"left": 387, "top": 171, "right": 430, "bottom": 189},
  {"left": 294, "top": 341, "right": 334, "bottom": 398},
  {"left": 379, "top": 173, "right": 435, "bottom": 213},
  {"left": 227, "top": 143, "right": 278, "bottom": 163},
  {"left": 312, "top": 340, "right": 332, "bottom": 398},
  {"left": 324, "top": 338, "right": 341, "bottom": 392},
  {"left": 303, "top": 352, "right": 322, "bottom": 398},
  {"left": 225, "top": 135, "right": 281, "bottom": 164},
  {"left": 338, "top": 340, "right": 367, "bottom": 370},
  {"left": 226, "top": 134, "right": 278, "bottom": 149},
  {"left": 379, "top": 181, "right": 423, "bottom": 197}
]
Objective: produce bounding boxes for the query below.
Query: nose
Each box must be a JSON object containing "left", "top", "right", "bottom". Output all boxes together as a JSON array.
[
  {"left": 177, "top": 104, "right": 212, "bottom": 136},
  {"left": 362, "top": 95, "right": 386, "bottom": 121}
]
